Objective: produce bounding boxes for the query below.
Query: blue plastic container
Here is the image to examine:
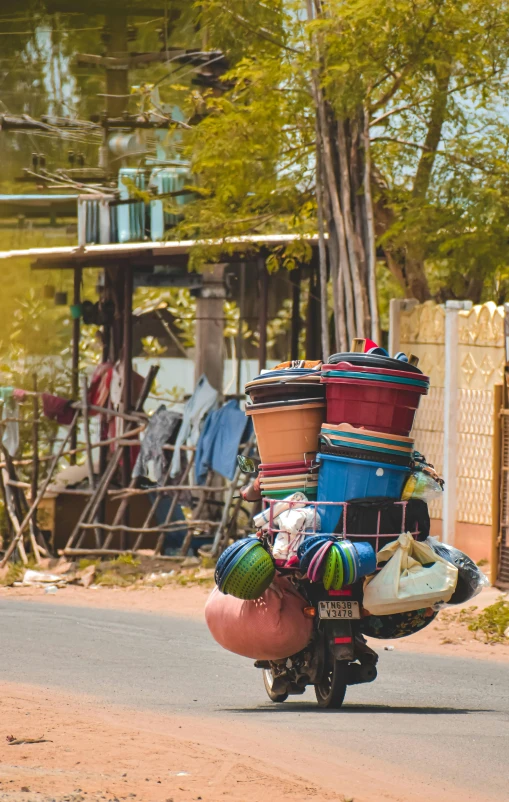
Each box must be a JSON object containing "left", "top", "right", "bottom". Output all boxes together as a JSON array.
[
  {"left": 350, "top": 541, "right": 377, "bottom": 578},
  {"left": 317, "top": 453, "right": 409, "bottom": 533}
]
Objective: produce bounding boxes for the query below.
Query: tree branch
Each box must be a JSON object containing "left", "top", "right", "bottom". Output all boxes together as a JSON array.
[
  {"left": 412, "top": 66, "right": 452, "bottom": 198},
  {"left": 370, "top": 69, "right": 506, "bottom": 128},
  {"left": 222, "top": 8, "right": 303, "bottom": 55},
  {"left": 371, "top": 136, "right": 506, "bottom": 176}
]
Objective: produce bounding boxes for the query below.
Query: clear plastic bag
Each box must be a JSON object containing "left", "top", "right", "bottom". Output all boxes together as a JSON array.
[
  {"left": 402, "top": 470, "right": 443, "bottom": 502},
  {"left": 425, "top": 537, "right": 490, "bottom": 605},
  {"left": 403, "top": 453, "right": 444, "bottom": 502}
]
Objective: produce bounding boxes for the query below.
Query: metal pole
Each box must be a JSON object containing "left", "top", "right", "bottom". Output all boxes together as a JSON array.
[
  {"left": 70, "top": 266, "right": 81, "bottom": 465},
  {"left": 236, "top": 262, "right": 246, "bottom": 395},
  {"left": 290, "top": 266, "right": 301, "bottom": 361},
  {"left": 121, "top": 264, "right": 133, "bottom": 549},
  {"left": 258, "top": 257, "right": 268, "bottom": 373}
]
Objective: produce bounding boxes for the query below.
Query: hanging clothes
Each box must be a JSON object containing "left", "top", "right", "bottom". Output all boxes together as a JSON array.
[
  {"left": 108, "top": 361, "right": 145, "bottom": 468},
  {"left": 109, "top": 362, "right": 145, "bottom": 416},
  {"left": 170, "top": 374, "right": 218, "bottom": 478},
  {"left": 42, "top": 393, "right": 75, "bottom": 425},
  {"left": 132, "top": 405, "right": 182, "bottom": 485},
  {"left": 2, "top": 397, "right": 19, "bottom": 457},
  {"left": 88, "top": 362, "right": 113, "bottom": 410},
  {"left": 195, "top": 400, "right": 252, "bottom": 485}
]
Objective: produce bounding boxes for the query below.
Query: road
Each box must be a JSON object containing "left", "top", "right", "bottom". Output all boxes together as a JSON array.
[{"left": 1, "top": 600, "right": 508, "bottom": 801}]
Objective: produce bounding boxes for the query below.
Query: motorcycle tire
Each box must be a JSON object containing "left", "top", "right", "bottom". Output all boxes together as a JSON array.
[
  {"left": 263, "top": 668, "right": 288, "bottom": 703},
  {"left": 314, "top": 656, "right": 348, "bottom": 709}
]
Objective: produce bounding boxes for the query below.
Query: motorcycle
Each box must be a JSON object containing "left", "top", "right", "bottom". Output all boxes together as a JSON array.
[
  {"left": 238, "top": 455, "right": 380, "bottom": 710},
  {"left": 254, "top": 573, "right": 378, "bottom": 709}
]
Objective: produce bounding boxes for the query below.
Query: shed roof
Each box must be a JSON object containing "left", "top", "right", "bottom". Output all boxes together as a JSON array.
[{"left": 0, "top": 233, "right": 319, "bottom": 270}]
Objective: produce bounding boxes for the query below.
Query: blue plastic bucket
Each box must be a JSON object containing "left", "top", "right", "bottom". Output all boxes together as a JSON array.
[{"left": 317, "top": 453, "right": 409, "bottom": 533}]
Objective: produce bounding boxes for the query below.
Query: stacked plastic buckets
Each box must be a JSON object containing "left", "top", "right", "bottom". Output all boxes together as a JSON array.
[
  {"left": 245, "top": 367, "right": 325, "bottom": 499},
  {"left": 317, "top": 351, "right": 429, "bottom": 532}
]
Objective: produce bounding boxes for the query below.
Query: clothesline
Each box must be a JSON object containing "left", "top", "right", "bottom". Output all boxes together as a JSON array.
[{"left": 0, "top": 367, "right": 254, "bottom": 562}]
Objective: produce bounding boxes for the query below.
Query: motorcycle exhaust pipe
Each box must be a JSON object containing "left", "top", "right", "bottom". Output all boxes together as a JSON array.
[{"left": 347, "top": 663, "right": 378, "bottom": 686}]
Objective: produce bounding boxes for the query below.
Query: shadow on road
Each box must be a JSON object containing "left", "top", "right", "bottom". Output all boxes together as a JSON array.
[{"left": 222, "top": 702, "right": 492, "bottom": 715}]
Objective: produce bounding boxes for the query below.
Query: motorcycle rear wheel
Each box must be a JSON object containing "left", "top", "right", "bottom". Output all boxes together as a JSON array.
[
  {"left": 263, "top": 668, "right": 288, "bottom": 703},
  {"left": 314, "top": 656, "right": 348, "bottom": 709}
]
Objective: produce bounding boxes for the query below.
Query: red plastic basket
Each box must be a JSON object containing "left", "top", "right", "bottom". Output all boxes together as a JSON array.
[
  {"left": 322, "top": 376, "right": 427, "bottom": 435},
  {"left": 329, "top": 361, "right": 429, "bottom": 382}
]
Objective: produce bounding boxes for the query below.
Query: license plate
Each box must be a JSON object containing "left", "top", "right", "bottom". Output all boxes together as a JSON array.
[{"left": 318, "top": 600, "right": 361, "bottom": 620}]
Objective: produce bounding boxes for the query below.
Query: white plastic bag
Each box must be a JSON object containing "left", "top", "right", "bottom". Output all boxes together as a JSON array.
[
  {"left": 363, "top": 532, "right": 458, "bottom": 615},
  {"left": 253, "top": 492, "right": 308, "bottom": 529},
  {"left": 272, "top": 508, "right": 307, "bottom": 560}
]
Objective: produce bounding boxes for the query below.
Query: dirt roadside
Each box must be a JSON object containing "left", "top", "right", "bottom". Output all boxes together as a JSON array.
[
  {"left": 1, "top": 583, "right": 508, "bottom": 663},
  {"left": 0, "top": 683, "right": 486, "bottom": 802}
]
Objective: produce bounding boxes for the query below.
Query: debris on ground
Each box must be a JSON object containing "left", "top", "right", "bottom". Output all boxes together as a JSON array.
[
  {"left": 15, "top": 570, "right": 67, "bottom": 589},
  {"left": 0, "top": 554, "right": 216, "bottom": 591},
  {"left": 76, "top": 564, "right": 96, "bottom": 588},
  {"left": 6, "top": 735, "right": 52, "bottom": 745}
]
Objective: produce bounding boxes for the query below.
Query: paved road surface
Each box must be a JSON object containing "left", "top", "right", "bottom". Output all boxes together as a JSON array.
[{"left": 1, "top": 601, "right": 508, "bottom": 800}]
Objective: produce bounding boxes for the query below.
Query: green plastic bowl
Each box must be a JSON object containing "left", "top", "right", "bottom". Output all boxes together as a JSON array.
[{"left": 222, "top": 544, "right": 275, "bottom": 600}]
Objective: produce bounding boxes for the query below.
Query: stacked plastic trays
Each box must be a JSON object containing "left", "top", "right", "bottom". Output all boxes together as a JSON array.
[
  {"left": 245, "top": 367, "right": 325, "bottom": 499},
  {"left": 317, "top": 352, "right": 430, "bottom": 532}
]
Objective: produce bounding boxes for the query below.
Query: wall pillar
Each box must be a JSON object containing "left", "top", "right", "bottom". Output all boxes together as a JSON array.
[
  {"left": 443, "top": 301, "right": 461, "bottom": 545},
  {"left": 194, "top": 264, "right": 226, "bottom": 392},
  {"left": 389, "top": 298, "right": 417, "bottom": 357}
]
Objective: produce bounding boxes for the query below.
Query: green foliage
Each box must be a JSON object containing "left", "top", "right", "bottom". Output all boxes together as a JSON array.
[
  {"left": 173, "top": 0, "right": 509, "bottom": 302},
  {"left": 110, "top": 553, "right": 141, "bottom": 567},
  {"left": 0, "top": 556, "right": 38, "bottom": 586},
  {"left": 141, "top": 336, "right": 167, "bottom": 358},
  {"left": 468, "top": 597, "right": 509, "bottom": 643},
  {"left": 77, "top": 558, "right": 100, "bottom": 572}
]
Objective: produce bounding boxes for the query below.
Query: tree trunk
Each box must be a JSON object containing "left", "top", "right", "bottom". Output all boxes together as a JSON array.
[
  {"left": 363, "top": 106, "right": 380, "bottom": 341},
  {"left": 315, "top": 139, "right": 331, "bottom": 361},
  {"left": 337, "top": 118, "right": 366, "bottom": 336},
  {"left": 307, "top": 0, "right": 377, "bottom": 344},
  {"left": 372, "top": 68, "right": 452, "bottom": 301}
]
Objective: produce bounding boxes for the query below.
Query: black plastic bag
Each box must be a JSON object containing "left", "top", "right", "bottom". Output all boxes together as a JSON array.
[{"left": 426, "top": 538, "right": 489, "bottom": 604}]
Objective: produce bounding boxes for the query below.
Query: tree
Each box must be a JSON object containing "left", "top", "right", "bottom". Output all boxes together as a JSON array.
[{"left": 176, "top": 0, "right": 509, "bottom": 351}]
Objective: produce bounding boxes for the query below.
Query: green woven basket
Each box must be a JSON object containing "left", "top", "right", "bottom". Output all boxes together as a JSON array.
[
  {"left": 322, "top": 546, "right": 337, "bottom": 590},
  {"left": 222, "top": 544, "right": 275, "bottom": 600},
  {"left": 331, "top": 544, "right": 344, "bottom": 590}
]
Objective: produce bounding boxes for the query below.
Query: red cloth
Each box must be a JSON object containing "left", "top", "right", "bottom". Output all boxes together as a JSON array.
[
  {"left": 363, "top": 338, "right": 379, "bottom": 352},
  {"left": 13, "top": 389, "right": 27, "bottom": 401},
  {"left": 88, "top": 362, "right": 113, "bottom": 411},
  {"left": 42, "top": 393, "right": 75, "bottom": 425}
]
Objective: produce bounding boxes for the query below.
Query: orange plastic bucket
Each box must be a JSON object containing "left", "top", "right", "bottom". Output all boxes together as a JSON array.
[{"left": 245, "top": 401, "right": 325, "bottom": 464}]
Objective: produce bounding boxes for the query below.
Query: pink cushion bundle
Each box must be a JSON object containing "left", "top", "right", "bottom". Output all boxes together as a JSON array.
[{"left": 205, "top": 575, "right": 312, "bottom": 660}]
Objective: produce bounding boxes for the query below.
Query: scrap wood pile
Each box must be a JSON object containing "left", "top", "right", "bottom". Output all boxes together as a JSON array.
[
  {"left": 0, "top": 363, "right": 254, "bottom": 567},
  {"left": 206, "top": 342, "right": 489, "bottom": 659}
]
